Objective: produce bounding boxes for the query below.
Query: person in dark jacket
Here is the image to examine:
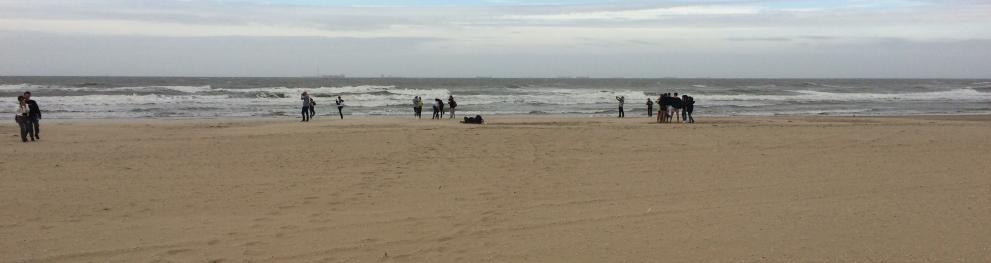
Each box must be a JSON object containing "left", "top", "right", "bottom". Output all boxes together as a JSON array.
[
  {"left": 432, "top": 99, "right": 440, "bottom": 119},
  {"left": 646, "top": 98, "right": 653, "bottom": 117},
  {"left": 683, "top": 95, "right": 696, "bottom": 123},
  {"left": 335, "top": 96, "right": 344, "bottom": 119},
  {"left": 448, "top": 95, "right": 457, "bottom": 119},
  {"left": 438, "top": 98, "right": 445, "bottom": 119},
  {"left": 24, "top": 92, "right": 41, "bottom": 139}
]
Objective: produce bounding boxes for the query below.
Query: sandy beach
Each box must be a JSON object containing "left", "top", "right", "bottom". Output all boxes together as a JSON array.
[{"left": 2, "top": 115, "right": 990, "bottom": 262}]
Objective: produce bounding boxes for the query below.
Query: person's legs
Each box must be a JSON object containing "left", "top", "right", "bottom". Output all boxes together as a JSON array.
[
  {"left": 440, "top": 108, "right": 445, "bottom": 118},
  {"left": 310, "top": 107, "right": 316, "bottom": 119},
  {"left": 337, "top": 107, "right": 344, "bottom": 119},
  {"left": 648, "top": 107, "right": 652, "bottom": 117},
  {"left": 30, "top": 116, "right": 39, "bottom": 139},
  {"left": 17, "top": 120, "right": 29, "bottom": 142},
  {"left": 450, "top": 107, "right": 455, "bottom": 118},
  {"left": 301, "top": 107, "right": 309, "bottom": 121},
  {"left": 682, "top": 109, "right": 687, "bottom": 122}
]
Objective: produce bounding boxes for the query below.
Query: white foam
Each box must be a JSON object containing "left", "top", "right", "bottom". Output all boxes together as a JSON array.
[{"left": 697, "top": 88, "right": 991, "bottom": 102}]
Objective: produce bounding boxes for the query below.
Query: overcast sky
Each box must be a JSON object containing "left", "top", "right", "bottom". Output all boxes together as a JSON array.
[{"left": 0, "top": 0, "right": 989, "bottom": 78}]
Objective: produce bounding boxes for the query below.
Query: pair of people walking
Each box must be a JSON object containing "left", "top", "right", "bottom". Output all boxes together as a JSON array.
[{"left": 14, "top": 92, "right": 41, "bottom": 142}]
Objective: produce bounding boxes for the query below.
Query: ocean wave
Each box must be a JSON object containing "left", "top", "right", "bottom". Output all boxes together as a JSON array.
[{"left": 698, "top": 88, "right": 990, "bottom": 102}]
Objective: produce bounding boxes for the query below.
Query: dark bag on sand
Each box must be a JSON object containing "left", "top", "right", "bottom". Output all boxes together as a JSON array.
[{"left": 462, "top": 115, "right": 484, "bottom": 124}]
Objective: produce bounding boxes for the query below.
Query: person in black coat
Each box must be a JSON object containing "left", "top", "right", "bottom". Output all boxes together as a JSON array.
[{"left": 23, "top": 92, "right": 41, "bottom": 140}]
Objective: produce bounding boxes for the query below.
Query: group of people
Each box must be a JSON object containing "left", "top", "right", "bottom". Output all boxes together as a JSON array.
[
  {"left": 617, "top": 93, "right": 697, "bottom": 123},
  {"left": 14, "top": 91, "right": 42, "bottom": 143},
  {"left": 649, "top": 93, "right": 695, "bottom": 123},
  {"left": 300, "top": 92, "right": 344, "bottom": 122},
  {"left": 413, "top": 96, "right": 457, "bottom": 120}
]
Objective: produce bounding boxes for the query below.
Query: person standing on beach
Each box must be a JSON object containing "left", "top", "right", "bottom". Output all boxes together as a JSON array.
[
  {"left": 15, "top": 96, "right": 34, "bottom": 142},
  {"left": 417, "top": 97, "right": 424, "bottom": 119},
  {"left": 646, "top": 98, "right": 653, "bottom": 118},
  {"left": 300, "top": 92, "right": 311, "bottom": 122},
  {"left": 309, "top": 97, "right": 317, "bottom": 119},
  {"left": 432, "top": 99, "right": 441, "bottom": 119},
  {"left": 335, "top": 96, "right": 344, "bottom": 119},
  {"left": 24, "top": 92, "right": 41, "bottom": 140},
  {"left": 438, "top": 98, "right": 446, "bottom": 118},
  {"left": 448, "top": 95, "right": 457, "bottom": 119},
  {"left": 671, "top": 93, "right": 683, "bottom": 123},
  {"left": 658, "top": 94, "right": 668, "bottom": 123},
  {"left": 412, "top": 96, "right": 420, "bottom": 118},
  {"left": 616, "top": 96, "right": 625, "bottom": 118},
  {"left": 684, "top": 95, "right": 696, "bottom": 123}
]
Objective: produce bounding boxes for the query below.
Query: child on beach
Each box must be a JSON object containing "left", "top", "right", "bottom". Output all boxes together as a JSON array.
[{"left": 309, "top": 97, "right": 316, "bottom": 119}]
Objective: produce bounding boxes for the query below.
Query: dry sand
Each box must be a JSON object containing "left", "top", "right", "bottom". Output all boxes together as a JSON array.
[{"left": 1, "top": 116, "right": 990, "bottom": 262}]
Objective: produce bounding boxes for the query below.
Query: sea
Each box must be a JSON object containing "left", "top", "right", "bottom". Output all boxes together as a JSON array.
[{"left": 1, "top": 76, "right": 989, "bottom": 119}]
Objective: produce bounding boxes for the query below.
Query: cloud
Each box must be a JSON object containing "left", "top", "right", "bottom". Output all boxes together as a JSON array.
[{"left": 499, "top": 5, "right": 762, "bottom": 21}]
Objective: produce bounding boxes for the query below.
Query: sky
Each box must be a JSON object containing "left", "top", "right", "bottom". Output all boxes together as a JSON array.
[{"left": 0, "top": 0, "right": 989, "bottom": 78}]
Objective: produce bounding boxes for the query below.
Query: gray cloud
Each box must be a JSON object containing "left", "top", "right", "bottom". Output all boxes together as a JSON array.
[{"left": 0, "top": 0, "right": 989, "bottom": 77}]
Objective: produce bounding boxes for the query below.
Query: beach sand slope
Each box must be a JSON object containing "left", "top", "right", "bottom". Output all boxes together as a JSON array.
[{"left": 1, "top": 116, "right": 990, "bottom": 262}]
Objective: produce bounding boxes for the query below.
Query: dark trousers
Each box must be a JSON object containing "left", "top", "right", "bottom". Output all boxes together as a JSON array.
[
  {"left": 17, "top": 118, "right": 32, "bottom": 142},
  {"left": 309, "top": 106, "right": 316, "bottom": 119},
  {"left": 686, "top": 110, "right": 695, "bottom": 123},
  {"left": 647, "top": 107, "right": 653, "bottom": 117},
  {"left": 301, "top": 106, "right": 310, "bottom": 121},
  {"left": 432, "top": 107, "right": 439, "bottom": 119},
  {"left": 618, "top": 107, "right": 624, "bottom": 118},
  {"left": 337, "top": 106, "right": 344, "bottom": 119},
  {"left": 27, "top": 116, "right": 39, "bottom": 138}
]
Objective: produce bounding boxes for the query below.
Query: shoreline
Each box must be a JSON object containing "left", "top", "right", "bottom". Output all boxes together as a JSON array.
[{"left": 27, "top": 112, "right": 991, "bottom": 124}]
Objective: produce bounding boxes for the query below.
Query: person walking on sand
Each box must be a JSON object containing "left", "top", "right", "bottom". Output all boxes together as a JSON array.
[
  {"left": 300, "top": 92, "right": 311, "bottom": 122},
  {"left": 448, "top": 95, "right": 457, "bottom": 119},
  {"left": 646, "top": 98, "right": 653, "bottom": 118},
  {"left": 23, "top": 91, "right": 41, "bottom": 140},
  {"left": 335, "top": 96, "right": 344, "bottom": 119},
  {"left": 15, "top": 96, "right": 34, "bottom": 142},
  {"left": 431, "top": 99, "right": 440, "bottom": 119},
  {"left": 616, "top": 96, "right": 625, "bottom": 118}
]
